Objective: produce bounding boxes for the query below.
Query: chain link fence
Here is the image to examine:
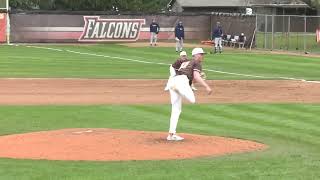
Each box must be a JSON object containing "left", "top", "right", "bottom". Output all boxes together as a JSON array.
[{"left": 256, "top": 14, "right": 320, "bottom": 54}]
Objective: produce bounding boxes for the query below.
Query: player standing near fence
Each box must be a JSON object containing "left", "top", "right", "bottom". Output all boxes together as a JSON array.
[
  {"left": 212, "top": 22, "right": 223, "bottom": 54},
  {"left": 149, "top": 18, "right": 160, "bottom": 46},
  {"left": 175, "top": 21, "right": 184, "bottom": 52},
  {"left": 165, "top": 48, "right": 212, "bottom": 141}
]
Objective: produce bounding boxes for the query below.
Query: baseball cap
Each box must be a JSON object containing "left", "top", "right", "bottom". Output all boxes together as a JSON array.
[
  {"left": 192, "top": 48, "right": 206, "bottom": 56},
  {"left": 180, "top": 51, "right": 187, "bottom": 56}
]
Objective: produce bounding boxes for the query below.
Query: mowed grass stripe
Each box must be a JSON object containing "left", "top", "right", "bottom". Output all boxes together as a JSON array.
[
  {"left": 51, "top": 44, "right": 177, "bottom": 63},
  {"left": 206, "top": 56, "right": 319, "bottom": 79},
  {"left": 0, "top": 46, "right": 171, "bottom": 78},
  {"left": 182, "top": 106, "right": 292, "bottom": 139},
  {"left": 182, "top": 105, "right": 320, "bottom": 146},
  {"left": 220, "top": 105, "right": 320, "bottom": 134},
  {"left": 76, "top": 45, "right": 320, "bottom": 80},
  {"left": 216, "top": 105, "right": 320, "bottom": 142},
  {"left": 210, "top": 59, "right": 320, "bottom": 73},
  {"left": 235, "top": 105, "right": 320, "bottom": 134},
  {"left": 67, "top": 45, "right": 319, "bottom": 65},
  {"left": 1, "top": 44, "right": 320, "bottom": 80},
  {"left": 66, "top": 45, "right": 320, "bottom": 75},
  {"left": 254, "top": 105, "right": 320, "bottom": 128},
  {"left": 283, "top": 105, "right": 320, "bottom": 122},
  {"left": 5, "top": 45, "right": 320, "bottom": 79}
]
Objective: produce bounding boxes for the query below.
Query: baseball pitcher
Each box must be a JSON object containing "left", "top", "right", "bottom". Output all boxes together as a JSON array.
[{"left": 165, "top": 48, "right": 212, "bottom": 141}]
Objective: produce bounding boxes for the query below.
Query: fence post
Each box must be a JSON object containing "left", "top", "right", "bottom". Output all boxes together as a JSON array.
[
  {"left": 210, "top": 13, "right": 213, "bottom": 40},
  {"left": 304, "top": 16, "right": 307, "bottom": 53},
  {"left": 250, "top": 15, "right": 258, "bottom": 51},
  {"left": 6, "top": 0, "right": 9, "bottom": 44},
  {"left": 265, "top": 15, "right": 267, "bottom": 49},
  {"left": 288, "top": 15, "right": 290, "bottom": 50},
  {"left": 271, "top": 14, "right": 274, "bottom": 50}
]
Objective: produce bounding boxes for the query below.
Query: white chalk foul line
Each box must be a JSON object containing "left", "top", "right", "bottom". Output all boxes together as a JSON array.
[
  {"left": 304, "top": 80, "right": 320, "bottom": 84},
  {"left": 65, "top": 50, "right": 160, "bottom": 65},
  {"left": 72, "top": 129, "right": 93, "bottom": 134},
  {"left": 203, "top": 69, "right": 271, "bottom": 79},
  {"left": 22, "top": 45, "right": 320, "bottom": 83},
  {"left": 26, "top": 45, "right": 63, "bottom": 52}
]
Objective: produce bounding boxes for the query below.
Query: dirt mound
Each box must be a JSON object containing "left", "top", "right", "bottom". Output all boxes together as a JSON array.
[{"left": 0, "top": 129, "right": 266, "bottom": 161}]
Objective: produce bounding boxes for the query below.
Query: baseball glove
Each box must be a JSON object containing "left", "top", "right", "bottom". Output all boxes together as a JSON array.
[{"left": 200, "top": 72, "right": 207, "bottom": 80}]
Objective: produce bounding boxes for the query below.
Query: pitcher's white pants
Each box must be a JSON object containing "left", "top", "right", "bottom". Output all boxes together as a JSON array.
[{"left": 167, "top": 75, "right": 195, "bottom": 134}]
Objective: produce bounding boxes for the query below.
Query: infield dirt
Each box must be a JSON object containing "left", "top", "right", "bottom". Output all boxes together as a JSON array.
[
  {"left": 0, "top": 79, "right": 319, "bottom": 105},
  {"left": 1, "top": 78, "right": 319, "bottom": 161}
]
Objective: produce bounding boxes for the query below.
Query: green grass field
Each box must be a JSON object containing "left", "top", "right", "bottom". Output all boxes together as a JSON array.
[
  {"left": 0, "top": 44, "right": 319, "bottom": 180},
  {"left": 0, "top": 44, "right": 319, "bottom": 80}
]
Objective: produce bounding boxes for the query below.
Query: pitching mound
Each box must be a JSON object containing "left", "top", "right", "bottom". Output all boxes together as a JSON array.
[{"left": 0, "top": 129, "right": 266, "bottom": 161}]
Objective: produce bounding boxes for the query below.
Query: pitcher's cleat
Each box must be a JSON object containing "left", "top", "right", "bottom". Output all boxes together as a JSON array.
[
  {"left": 191, "top": 84, "right": 197, "bottom": 91},
  {"left": 167, "top": 134, "right": 184, "bottom": 141}
]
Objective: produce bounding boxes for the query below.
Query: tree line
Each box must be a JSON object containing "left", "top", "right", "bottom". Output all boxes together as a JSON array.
[
  {"left": 304, "top": 0, "right": 320, "bottom": 15},
  {"left": 10, "top": 0, "right": 171, "bottom": 12},
  {"left": 9, "top": 0, "right": 319, "bottom": 14}
]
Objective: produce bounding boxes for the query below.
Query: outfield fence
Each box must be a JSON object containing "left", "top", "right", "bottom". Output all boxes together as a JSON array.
[
  {"left": 256, "top": 14, "right": 320, "bottom": 53},
  {"left": 7, "top": 12, "right": 255, "bottom": 44},
  {"left": 1, "top": 11, "right": 319, "bottom": 54}
]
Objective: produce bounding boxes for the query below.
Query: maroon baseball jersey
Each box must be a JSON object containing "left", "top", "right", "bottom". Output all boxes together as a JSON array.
[
  {"left": 177, "top": 59, "right": 202, "bottom": 81},
  {"left": 172, "top": 58, "right": 189, "bottom": 72}
]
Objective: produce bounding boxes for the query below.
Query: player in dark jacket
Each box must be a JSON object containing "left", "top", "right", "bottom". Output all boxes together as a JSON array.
[
  {"left": 175, "top": 21, "right": 185, "bottom": 52},
  {"left": 212, "top": 22, "right": 223, "bottom": 53},
  {"left": 150, "top": 19, "right": 160, "bottom": 46}
]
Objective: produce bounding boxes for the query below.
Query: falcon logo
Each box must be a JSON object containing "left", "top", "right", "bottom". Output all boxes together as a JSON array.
[{"left": 79, "top": 16, "right": 145, "bottom": 42}]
